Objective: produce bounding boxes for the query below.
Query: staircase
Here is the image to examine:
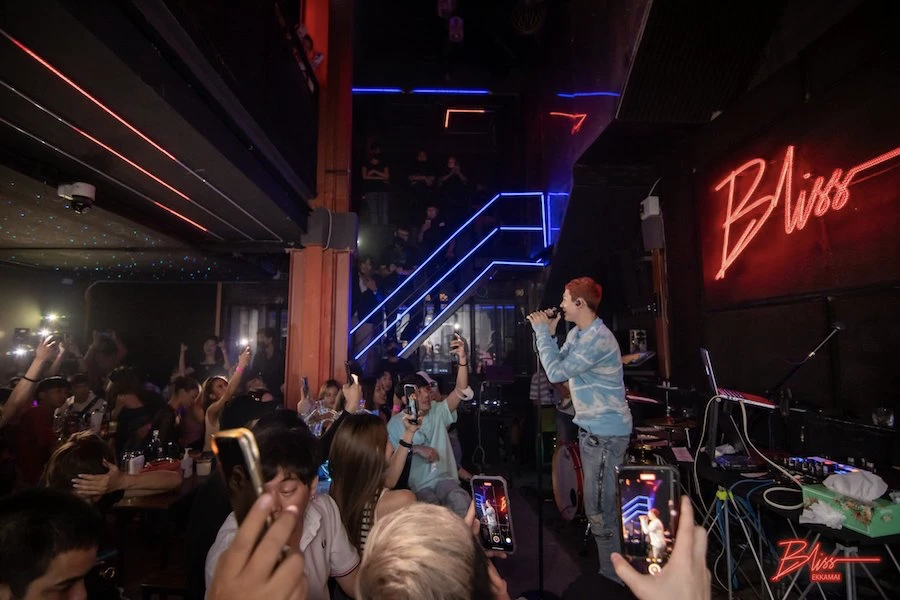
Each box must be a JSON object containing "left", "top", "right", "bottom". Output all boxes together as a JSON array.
[{"left": 351, "top": 192, "right": 550, "bottom": 360}]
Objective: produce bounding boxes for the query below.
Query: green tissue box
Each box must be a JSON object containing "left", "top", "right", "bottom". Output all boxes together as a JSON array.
[{"left": 801, "top": 483, "right": 900, "bottom": 538}]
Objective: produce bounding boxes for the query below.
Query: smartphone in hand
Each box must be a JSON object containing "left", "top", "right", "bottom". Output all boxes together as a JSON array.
[
  {"left": 450, "top": 332, "right": 462, "bottom": 364},
  {"left": 471, "top": 475, "right": 515, "bottom": 554},
  {"left": 403, "top": 384, "right": 418, "bottom": 424},
  {"left": 213, "top": 428, "right": 267, "bottom": 526},
  {"left": 616, "top": 465, "right": 680, "bottom": 576}
]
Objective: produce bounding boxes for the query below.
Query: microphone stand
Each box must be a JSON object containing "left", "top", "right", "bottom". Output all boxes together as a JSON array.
[
  {"left": 766, "top": 325, "right": 843, "bottom": 399},
  {"left": 521, "top": 328, "right": 561, "bottom": 600}
]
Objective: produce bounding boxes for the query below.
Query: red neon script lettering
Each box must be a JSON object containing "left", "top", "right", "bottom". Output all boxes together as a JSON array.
[
  {"left": 714, "top": 145, "right": 900, "bottom": 279},
  {"left": 771, "top": 540, "right": 881, "bottom": 583}
]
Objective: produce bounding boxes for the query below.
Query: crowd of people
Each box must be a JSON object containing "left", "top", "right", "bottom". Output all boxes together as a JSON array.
[{"left": 0, "top": 277, "right": 713, "bottom": 600}]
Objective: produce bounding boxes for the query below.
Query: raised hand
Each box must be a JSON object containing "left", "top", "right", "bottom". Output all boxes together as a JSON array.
[
  {"left": 237, "top": 347, "right": 252, "bottom": 369},
  {"left": 35, "top": 337, "right": 59, "bottom": 363}
]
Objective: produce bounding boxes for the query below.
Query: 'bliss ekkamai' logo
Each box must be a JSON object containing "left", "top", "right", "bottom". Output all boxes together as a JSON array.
[
  {"left": 713, "top": 145, "right": 900, "bottom": 280},
  {"left": 771, "top": 540, "right": 881, "bottom": 583}
]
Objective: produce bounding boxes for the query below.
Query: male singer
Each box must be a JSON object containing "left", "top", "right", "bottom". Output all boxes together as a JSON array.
[{"left": 528, "top": 276, "right": 632, "bottom": 584}]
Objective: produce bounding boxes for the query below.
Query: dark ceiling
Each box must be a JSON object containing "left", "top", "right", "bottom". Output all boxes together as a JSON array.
[
  {"left": 354, "top": 0, "right": 538, "bottom": 90},
  {"left": 0, "top": 0, "right": 317, "bottom": 281}
]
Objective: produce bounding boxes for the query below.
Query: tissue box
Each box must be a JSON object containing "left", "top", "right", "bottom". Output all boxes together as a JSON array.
[{"left": 801, "top": 484, "right": 900, "bottom": 537}]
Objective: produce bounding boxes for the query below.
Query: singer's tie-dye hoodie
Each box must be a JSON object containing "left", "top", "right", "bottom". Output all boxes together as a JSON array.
[{"left": 533, "top": 318, "right": 632, "bottom": 436}]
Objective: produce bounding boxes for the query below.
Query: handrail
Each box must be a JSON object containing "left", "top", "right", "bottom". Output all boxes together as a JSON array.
[
  {"left": 397, "top": 258, "right": 546, "bottom": 357},
  {"left": 350, "top": 192, "right": 545, "bottom": 334},
  {"left": 354, "top": 227, "right": 502, "bottom": 360}
]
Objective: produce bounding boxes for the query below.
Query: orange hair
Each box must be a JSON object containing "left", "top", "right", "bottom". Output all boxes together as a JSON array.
[{"left": 565, "top": 277, "right": 602, "bottom": 312}]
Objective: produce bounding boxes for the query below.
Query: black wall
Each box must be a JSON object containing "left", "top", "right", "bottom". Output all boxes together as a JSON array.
[{"left": 662, "top": 1, "right": 899, "bottom": 417}]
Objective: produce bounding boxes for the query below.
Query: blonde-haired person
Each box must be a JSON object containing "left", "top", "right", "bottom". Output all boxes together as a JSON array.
[
  {"left": 328, "top": 412, "right": 417, "bottom": 553},
  {"left": 356, "top": 503, "right": 510, "bottom": 600}
]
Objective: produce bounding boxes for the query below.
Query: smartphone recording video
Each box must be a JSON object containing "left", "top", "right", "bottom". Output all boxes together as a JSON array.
[
  {"left": 471, "top": 476, "right": 515, "bottom": 554},
  {"left": 403, "top": 384, "right": 418, "bottom": 424},
  {"left": 213, "top": 428, "right": 267, "bottom": 525},
  {"left": 617, "top": 465, "right": 679, "bottom": 575},
  {"left": 345, "top": 360, "right": 362, "bottom": 386}
]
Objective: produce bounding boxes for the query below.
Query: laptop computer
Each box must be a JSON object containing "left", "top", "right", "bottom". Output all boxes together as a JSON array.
[{"left": 700, "top": 348, "right": 771, "bottom": 470}]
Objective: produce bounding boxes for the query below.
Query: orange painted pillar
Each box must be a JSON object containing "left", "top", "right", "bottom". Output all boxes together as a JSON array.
[
  {"left": 284, "top": 247, "right": 352, "bottom": 409},
  {"left": 283, "top": 0, "right": 355, "bottom": 410}
]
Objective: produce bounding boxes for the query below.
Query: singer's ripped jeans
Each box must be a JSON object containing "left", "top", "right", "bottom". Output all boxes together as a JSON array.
[{"left": 579, "top": 430, "right": 629, "bottom": 580}]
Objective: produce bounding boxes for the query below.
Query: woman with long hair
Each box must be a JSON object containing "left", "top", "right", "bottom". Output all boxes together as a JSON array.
[
  {"left": 178, "top": 336, "right": 233, "bottom": 381},
  {"left": 361, "top": 377, "right": 391, "bottom": 422},
  {"left": 328, "top": 412, "right": 417, "bottom": 553},
  {"left": 202, "top": 347, "right": 251, "bottom": 452}
]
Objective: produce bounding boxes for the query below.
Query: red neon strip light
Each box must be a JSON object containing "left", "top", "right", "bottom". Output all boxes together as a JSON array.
[
  {"left": 2, "top": 31, "right": 208, "bottom": 233},
  {"left": 714, "top": 144, "right": 900, "bottom": 279},
  {"left": 772, "top": 540, "right": 881, "bottom": 583},
  {"left": 68, "top": 123, "right": 208, "bottom": 232},
  {"left": 548, "top": 112, "right": 587, "bottom": 134},
  {"left": 443, "top": 108, "right": 486, "bottom": 128},
  {"left": 2, "top": 31, "right": 179, "bottom": 162}
]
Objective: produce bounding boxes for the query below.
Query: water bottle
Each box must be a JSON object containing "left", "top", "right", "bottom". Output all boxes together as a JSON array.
[{"left": 146, "top": 430, "right": 164, "bottom": 461}]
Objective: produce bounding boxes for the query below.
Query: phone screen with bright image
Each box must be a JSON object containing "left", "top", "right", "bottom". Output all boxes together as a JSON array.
[
  {"left": 471, "top": 476, "right": 515, "bottom": 554},
  {"left": 617, "top": 466, "right": 679, "bottom": 575}
]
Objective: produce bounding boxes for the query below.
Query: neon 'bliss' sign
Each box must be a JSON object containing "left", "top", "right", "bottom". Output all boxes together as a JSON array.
[{"left": 713, "top": 144, "right": 900, "bottom": 279}]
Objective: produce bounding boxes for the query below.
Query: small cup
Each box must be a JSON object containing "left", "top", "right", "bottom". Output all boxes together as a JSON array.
[{"left": 196, "top": 459, "right": 212, "bottom": 477}]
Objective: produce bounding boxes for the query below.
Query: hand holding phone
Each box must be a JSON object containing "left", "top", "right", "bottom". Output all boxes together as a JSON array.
[
  {"left": 611, "top": 496, "right": 710, "bottom": 600},
  {"left": 449, "top": 332, "right": 464, "bottom": 364},
  {"left": 616, "top": 465, "right": 680, "bottom": 576},
  {"left": 213, "top": 428, "right": 267, "bottom": 525},
  {"left": 471, "top": 475, "right": 515, "bottom": 554},
  {"left": 207, "top": 494, "right": 307, "bottom": 600},
  {"left": 403, "top": 384, "right": 418, "bottom": 424}
]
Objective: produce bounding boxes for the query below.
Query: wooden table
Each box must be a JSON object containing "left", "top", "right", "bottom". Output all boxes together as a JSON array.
[{"left": 111, "top": 474, "right": 206, "bottom": 582}]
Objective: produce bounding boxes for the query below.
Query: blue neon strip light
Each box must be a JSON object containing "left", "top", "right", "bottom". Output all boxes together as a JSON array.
[
  {"left": 399, "top": 259, "right": 546, "bottom": 355},
  {"left": 352, "top": 87, "right": 404, "bottom": 94},
  {"left": 541, "top": 193, "right": 549, "bottom": 248},
  {"left": 556, "top": 91, "right": 620, "bottom": 98},
  {"left": 351, "top": 192, "right": 544, "bottom": 334},
  {"left": 622, "top": 495, "right": 651, "bottom": 524},
  {"left": 351, "top": 194, "right": 499, "bottom": 334},
  {"left": 353, "top": 229, "right": 501, "bottom": 360},
  {"left": 412, "top": 88, "right": 490, "bottom": 95},
  {"left": 499, "top": 226, "right": 542, "bottom": 232}
]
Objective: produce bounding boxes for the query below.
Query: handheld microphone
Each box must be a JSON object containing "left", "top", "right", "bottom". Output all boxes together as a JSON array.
[{"left": 519, "top": 307, "right": 560, "bottom": 325}]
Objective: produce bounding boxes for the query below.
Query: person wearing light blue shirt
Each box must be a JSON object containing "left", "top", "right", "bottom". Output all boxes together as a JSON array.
[
  {"left": 528, "top": 276, "right": 632, "bottom": 584},
  {"left": 387, "top": 338, "right": 474, "bottom": 516}
]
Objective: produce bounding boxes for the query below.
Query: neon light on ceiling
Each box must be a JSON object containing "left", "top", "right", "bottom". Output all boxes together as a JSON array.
[
  {"left": 351, "top": 87, "right": 404, "bottom": 94},
  {"left": 1, "top": 29, "right": 281, "bottom": 240},
  {"left": 397, "top": 259, "right": 546, "bottom": 357},
  {"left": 354, "top": 228, "right": 501, "bottom": 359},
  {"left": 0, "top": 116, "right": 223, "bottom": 240},
  {"left": 713, "top": 144, "right": 900, "bottom": 280},
  {"left": 444, "top": 108, "right": 486, "bottom": 128},
  {"left": 556, "top": 91, "right": 620, "bottom": 98},
  {"left": 499, "top": 226, "right": 542, "bottom": 232},
  {"left": 412, "top": 88, "right": 490, "bottom": 95},
  {"left": 549, "top": 112, "right": 587, "bottom": 134},
  {"left": 351, "top": 191, "right": 546, "bottom": 334}
]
